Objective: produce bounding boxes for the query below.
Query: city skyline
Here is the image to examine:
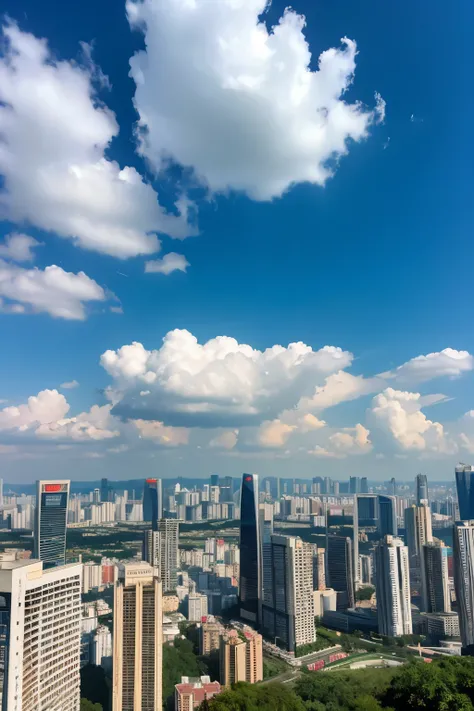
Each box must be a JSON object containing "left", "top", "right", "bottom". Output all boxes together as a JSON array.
[{"left": 0, "top": 0, "right": 473, "bottom": 482}]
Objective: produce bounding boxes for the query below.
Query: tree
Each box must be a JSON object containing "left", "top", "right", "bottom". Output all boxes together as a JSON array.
[
  {"left": 163, "top": 637, "right": 207, "bottom": 709},
  {"left": 355, "top": 586, "right": 375, "bottom": 602},
  {"left": 80, "top": 701, "right": 102, "bottom": 711},
  {"left": 204, "top": 682, "right": 304, "bottom": 711}
]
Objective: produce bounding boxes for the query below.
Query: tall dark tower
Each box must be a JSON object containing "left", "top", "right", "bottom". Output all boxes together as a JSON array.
[
  {"left": 239, "top": 473, "right": 260, "bottom": 624},
  {"left": 143, "top": 478, "right": 163, "bottom": 531},
  {"left": 416, "top": 473, "right": 429, "bottom": 505},
  {"left": 455, "top": 465, "right": 474, "bottom": 520},
  {"left": 34, "top": 480, "right": 69, "bottom": 568}
]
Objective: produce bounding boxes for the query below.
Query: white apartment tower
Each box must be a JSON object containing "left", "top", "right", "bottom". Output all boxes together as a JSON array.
[
  {"left": 453, "top": 521, "right": 474, "bottom": 651},
  {"left": 404, "top": 504, "right": 433, "bottom": 563},
  {"left": 0, "top": 559, "right": 82, "bottom": 711},
  {"left": 143, "top": 519, "right": 180, "bottom": 593},
  {"left": 261, "top": 534, "right": 315, "bottom": 652},
  {"left": 375, "top": 535, "right": 412, "bottom": 637},
  {"left": 421, "top": 541, "right": 451, "bottom": 613},
  {"left": 113, "top": 562, "right": 163, "bottom": 711}
]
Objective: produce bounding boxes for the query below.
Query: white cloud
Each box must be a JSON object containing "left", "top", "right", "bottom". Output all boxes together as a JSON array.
[
  {"left": 134, "top": 419, "right": 189, "bottom": 446},
  {"left": 107, "top": 444, "right": 130, "bottom": 454},
  {"left": 258, "top": 419, "right": 296, "bottom": 448},
  {"left": 209, "top": 430, "right": 238, "bottom": 450},
  {"left": 382, "top": 348, "right": 474, "bottom": 383},
  {"left": 100, "top": 329, "right": 352, "bottom": 426},
  {"left": 308, "top": 445, "right": 340, "bottom": 458},
  {"left": 0, "top": 233, "right": 41, "bottom": 262},
  {"left": 127, "top": 0, "right": 383, "bottom": 201},
  {"left": 0, "top": 259, "right": 106, "bottom": 320},
  {"left": 145, "top": 253, "right": 190, "bottom": 275},
  {"left": 60, "top": 380, "right": 79, "bottom": 390},
  {"left": 370, "top": 388, "right": 456, "bottom": 454},
  {"left": 0, "top": 389, "right": 69, "bottom": 431},
  {"left": 297, "top": 370, "right": 380, "bottom": 412},
  {"left": 0, "top": 23, "right": 194, "bottom": 259},
  {"left": 329, "top": 423, "right": 372, "bottom": 455},
  {"left": 35, "top": 404, "right": 120, "bottom": 441}
]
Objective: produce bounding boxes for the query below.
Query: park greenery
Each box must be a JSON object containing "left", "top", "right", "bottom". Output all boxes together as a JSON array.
[
  {"left": 80, "top": 701, "right": 102, "bottom": 711},
  {"left": 355, "top": 585, "right": 375, "bottom": 601},
  {"left": 202, "top": 657, "right": 474, "bottom": 711}
]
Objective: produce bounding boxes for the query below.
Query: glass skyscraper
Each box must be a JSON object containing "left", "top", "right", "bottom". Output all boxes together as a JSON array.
[
  {"left": 143, "top": 478, "right": 162, "bottom": 530},
  {"left": 416, "top": 473, "right": 429, "bottom": 505},
  {"left": 455, "top": 465, "right": 474, "bottom": 520},
  {"left": 34, "top": 480, "right": 69, "bottom": 568},
  {"left": 239, "top": 473, "right": 260, "bottom": 623},
  {"left": 378, "top": 495, "right": 397, "bottom": 537}
]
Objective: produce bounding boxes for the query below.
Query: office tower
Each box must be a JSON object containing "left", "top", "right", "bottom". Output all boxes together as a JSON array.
[
  {"left": 375, "top": 536, "right": 412, "bottom": 637},
  {"left": 333, "top": 481, "right": 340, "bottom": 495},
  {"left": 421, "top": 541, "right": 451, "bottom": 613},
  {"left": 34, "top": 480, "right": 69, "bottom": 567},
  {"left": 390, "top": 477, "right": 396, "bottom": 496},
  {"left": 0, "top": 478, "right": 3, "bottom": 506},
  {"left": 378, "top": 495, "right": 397, "bottom": 537},
  {"left": 239, "top": 473, "right": 260, "bottom": 623},
  {"left": 259, "top": 503, "right": 273, "bottom": 622},
  {"left": 113, "top": 562, "right": 163, "bottom": 711},
  {"left": 360, "top": 554, "right": 373, "bottom": 585},
  {"left": 175, "top": 677, "right": 221, "bottom": 711},
  {"left": 210, "top": 474, "right": 219, "bottom": 488},
  {"left": 357, "top": 494, "right": 378, "bottom": 525},
  {"left": 404, "top": 504, "right": 433, "bottom": 565},
  {"left": 416, "top": 473, "right": 429, "bottom": 505},
  {"left": 326, "top": 535, "right": 355, "bottom": 610},
  {"left": 323, "top": 477, "right": 332, "bottom": 495},
  {"left": 188, "top": 593, "right": 208, "bottom": 622},
  {"left": 143, "top": 478, "right": 163, "bottom": 530},
  {"left": 158, "top": 519, "right": 179, "bottom": 592},
  {"left": 219, "top": 629, "right": 263, "bottom": 686},
  {"left": 91, "top": 625, "right": 113, "bottom": 668},
  {"left": 312, "top": 547, "right": 326, "bottom": 590},
  {"left": 453, "top": 521, "right": 474, "bottom": 652},
  {"left": 100, "top": 477, "right": 113, "bottom": 503},
  {"left": 360, "top": 477, "right": 369, "bottom": 494},
  {"left": 261, "top": 535, "right": 315, "bottom": 652},
  {"left": 349, "top": 476, "right": 359, "bottom": 494},
  {"left": 455, "top": 465, "right": 474, "bottom": 520},
  {"left": 220, "top": 476, "right": 233, "bottom": 503},
  {"left": 92, "top": 487, "right": 100, "bottom": 504},
  {"left": 200, "top": 620, "right": 223, "bottom": 655},
  {"left": 0, "top": 559, "right": 82, "bottom": 711},
  {"left": 352, "top": 496, "right": 360, "bottom": 586},
  {"left": 210, "top": 486, "right": 220, "bottom": 503}
]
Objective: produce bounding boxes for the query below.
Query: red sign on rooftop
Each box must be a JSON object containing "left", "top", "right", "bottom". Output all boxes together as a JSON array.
[
  {"left": 44, "top": 484, "right": 61, "bottom": 492},
  {"left": 245, "top": 476, "right": 252, "bottom": 482},
  {"left": 146, "top": 479, "right": 157, "bottom": 484}
]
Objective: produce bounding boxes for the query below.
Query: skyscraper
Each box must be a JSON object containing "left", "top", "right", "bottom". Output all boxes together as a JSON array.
[
  {"left": 220, "top": 476, "right": 233, "bottom": 503},
  {"left": 210, "top": 474, "right": 219, "bottom": 488},
  {"left": 453, "top": 520, "right": 474, "bottom": 652},
  {"left": 113, "top": 562, "right": 163, "bottom": 711},
  {"left": 356, "top": 494, "right": 378, "bottom": 525},
  {"left": 0, "top": 559, "right": 82, "bottom": 711},
  {"left": 375, "top": 536, "right": 412, "bottom": 637},
  {"left": 34, "top": 480, "right": 69, "bottom": 568},
  {"left": 378, "top": 495, "right": 397, "bottom": 537},
  {"left": 404, "top": 504, "right": 433, "bottom": 566},
  {"left": 239, "top": 473, "right": 260, "bottom": 623},
  {"left": 389, "top": 478, "right": 396, "bottom": 496},
  {"left": 416, "top": 474, "right": 429, "bottom": 505},
  {"left": 258, "top": 503, "right": 273, "bottom": 623},
  {"left": 421, "top": 541, "right": 451, "bottom": 613},
  {"left": 261, "top": 535, "right": 315, "bottom": 652},
  {"left": 143, "top": 478, "right": 163, "bottom": 530},
  {"left": 101, "top": 477, "right": 113, "bottom": 503},
  {"left": 360, "top": 477, "right": 369, "bottom": 494},
  {"left": 219, "top": 629, "right": 263, "bottom": 685},
  {"left": 455, "top": 465, "right": 474, "bottom": 520},
  {"left": 326, "top": 535, "right": 355, "bottom": 610},
  {"left": 159, "top": 519, "right": 179, "bottom": 592},
  {"left": 349, "top": 477, "right": 359, "bottom": 494}
]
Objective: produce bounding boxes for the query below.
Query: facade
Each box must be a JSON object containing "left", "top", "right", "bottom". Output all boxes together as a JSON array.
[
  {"left": 239, "top": 474, "right": 260, "bottom": 623},
  {"left": 113, "top": 563, "right": 163, "bottom": 711},
  {"left": 405, "top": 504, "right": 433, "bottom": 574},
  {"left": 261, "top": 534, "right": 315, "bottom": 652},
  {"left": 100, "top": 478, "right": 113, "bottom": 503},
  {"left": 258, "top": 503, "right": 273, "bottom": 622},
  {"left": 0, "top": 559, "right": 82, "bottom": 711},
  {"left": 200, "top": 621, "right": 223, "bottom": 655},
  {"left": 159, "top": 519, "right": 179, "bottom": 592},
  {"left": 312, "top": 547, "right": 326, "bottom": 591},
  {"left": 219, "top": 629, "right": 263, "bottom": 686},
  {"left": 175, "top": 677, "right": 221, "bottom": 711},
  {"left": 356, "top": 494, "right": 378, "bottom": 525},
  {"left": 453, "top": 520, "right": 474, "bottom": 651},
  {"left": 360, "top": 554, "right": 373, "bottom": 585},
  {"left": 416, "top": 474, "right": 429, "bottom": 505},
  {"left": 422, "top": 612, "right": 460, "bottom": 641},
  {"left": 421, "top": 541, "right": 451, "bottom": 613},
  {"left": 34, "top": 479, "right": 69, "bottom": 567},
  {"left": 378, "top": 495, "right": 397, "bottom": 537},
  {"left": 326, "top": 535, "right": 355, "bottom": 610},
  {"left": 455, "top": 465, "right": 474, "bottom": 520},
  {"left": 188, "top": 593, "right": 208, "bottom": 622},
  {"left": 143, "top": 479, "right": 163, "bottom": 530},
  {"left": 91, "top": 625, "right": 113, "bottom": 668},
  {"left": 375, "top": 536, "right": 412, "bottom": 637}
]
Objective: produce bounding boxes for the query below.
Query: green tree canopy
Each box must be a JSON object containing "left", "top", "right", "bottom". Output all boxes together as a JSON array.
[
  {"left": 80, "top": 700, "right": 102, "bottom": 711},
  {"left": 204, "top": 682, "right": 304, "bottom": 711}
]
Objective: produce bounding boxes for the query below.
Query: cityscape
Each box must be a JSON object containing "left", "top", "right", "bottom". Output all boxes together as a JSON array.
[{"left": 0, "top": 468, "right": 473, "bottom": 709}]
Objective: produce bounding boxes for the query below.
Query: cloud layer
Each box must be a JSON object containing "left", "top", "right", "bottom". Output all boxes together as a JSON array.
[{"left": 127, "top": 0, "right": 383, "bottom": 200}]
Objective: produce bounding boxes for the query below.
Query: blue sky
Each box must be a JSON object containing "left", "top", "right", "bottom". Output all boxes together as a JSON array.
[{"left": 0, "top": 0, "right": 472, "bottom": 482}]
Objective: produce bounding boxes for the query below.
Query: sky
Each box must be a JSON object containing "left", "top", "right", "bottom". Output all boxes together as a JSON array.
[{"left": 0, "top": 0, "right": 473, "bottom": 483}]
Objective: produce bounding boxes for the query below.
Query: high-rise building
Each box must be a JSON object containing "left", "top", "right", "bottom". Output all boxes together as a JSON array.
[
  {"left": 261, "top": 535, "right": 315, "bottom": 652},
  {"left": 356, "top": 494, "right": 378, "bottom": 525},
  {"left": 378, "top": 495, "right": 397, "bottom": 537},
  {"left": 421, "top": 541, "right": 451, "bottom": 613},
  {"left": 312, "top": 547, "right": 326, "bottom": 591},
  {"left": 113, "top": 562, "right": 163, "bottom": 711},
  {"left": 188, "top": 593, "right": 208, "bottom": 622},
  {"left": 404, "top": 504, "right": 433, "bottom": 566},
  {"left": 91, "top": 625, "right": 113, "bottom": 668},
  {"left": 453, "top": 520, "right": 474, "bottom": 652},
  {"left": 200, "top": 620, "right": 223, "bottom": 655},
  {"left": 259, "top": 503, "right": 273, "bottom": 622},
  {"left": 93, "top": 488, "right": 101, "bottom": 504},
  {"left": 359, "top": 554, "right": 373, "bottom": 585},
  {"left": 219, "top": 629, "right": 263, "bottom": 686},
  {"left": 0, "top": 559, "right": 82, "bottom": 711},
  {"left": 175, "top": 677, "right": 221, "bottom": 711},
  {"left": 360, "top": 477, "right": 369, "bottom": 494},
  {"left": 239, "top": 473, "right": 260, "bottom": 623},
  {"left": 159, "top": 519, "right": 179, "bottom": 592},
  {"left": 349, "top": 477, "right": 359, "bottom": 494},
  {"left": 375, "top": 536, "right": 412, "bottom": 637},
  {"left": 34, "top": 480, "right": 69, "bottom": 567},
  {"left": 143, "top": 479, "right": 163, "bottom": 530},
  {"left": 389, "top": 478, "right": 396, "bottom": 496},
  {"left": 455, "top": 465, "right": 474, "bottom": 520},
  {"left": 100, "top": 477, "right": 113, "bottom": 503},
  {"left": 416, "top": 474, "right": 429, "bottom": 505},
  {"left": 326, "top": 535, "right": 355, "bottom": 610},
  {"left": 219, "top": 476, "right": 233, "bottom": 503},
  {"left": 323, "top": 477, "right": 332, "bottom": 495},
  {"left": 210, "top": 474, "right": 219, "bottom": 488}
]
